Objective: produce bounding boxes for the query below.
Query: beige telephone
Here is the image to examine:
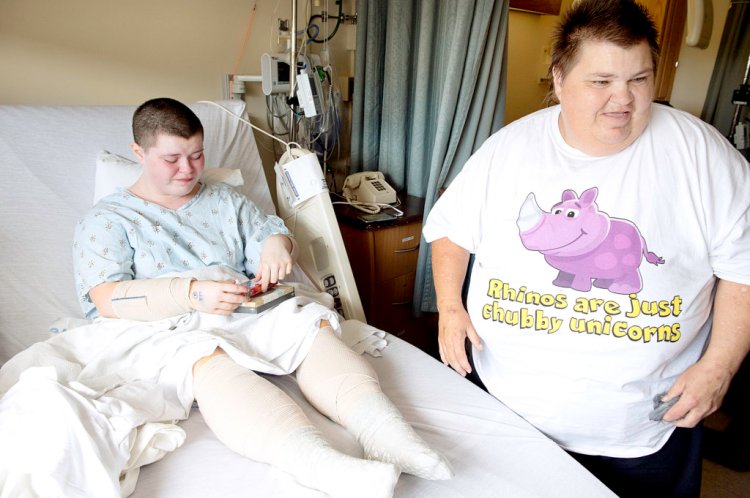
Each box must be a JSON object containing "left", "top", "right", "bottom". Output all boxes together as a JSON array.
[{"left": 342, "top": 172, "right": 397, "bottom": 205}]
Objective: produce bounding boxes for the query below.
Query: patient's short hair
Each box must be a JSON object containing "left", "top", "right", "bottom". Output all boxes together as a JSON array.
[
  {"left": 546, "top": 0, "right": 659, "bottom": 101},
  {"left": 132, "top": 98, "right": 204, "bottom": 149}
]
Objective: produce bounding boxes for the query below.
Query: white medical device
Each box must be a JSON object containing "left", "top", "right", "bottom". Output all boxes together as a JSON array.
[
  {"left": 261, "top": 53, "right": 291, "bottom": 95},
  {"left": 296, "top": 72, "right": 323, "bottom": 118},
  {"left": 275, "top": 149, "right": 366, "bottom": 322},
  {"left": 197, "top": 100, "right": 365, "bottom": 322},
  {"left": 686, "top": 0, "right": 712, "bottom": 49}
]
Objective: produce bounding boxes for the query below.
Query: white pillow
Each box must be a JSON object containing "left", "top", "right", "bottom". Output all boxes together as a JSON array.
[{"left": 93, "top": 150, "right": 244, "bottom": 204}]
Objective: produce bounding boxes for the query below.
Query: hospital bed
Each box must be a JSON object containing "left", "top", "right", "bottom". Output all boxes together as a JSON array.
[{"left": 0, "top": 101, "right": 615, "bottom": 497}]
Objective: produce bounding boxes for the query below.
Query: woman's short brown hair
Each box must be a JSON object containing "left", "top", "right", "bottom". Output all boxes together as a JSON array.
[{"left": 545, "top": 0, "right": 659, "bottom": 103}]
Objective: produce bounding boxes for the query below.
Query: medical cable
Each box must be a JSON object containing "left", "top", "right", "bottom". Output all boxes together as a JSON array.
[
  {"left": 306, "top": 0, "right": 342, "bottom": 43},
  {"left": 198, "top": 100, "right": 301, "bottom": 156}
]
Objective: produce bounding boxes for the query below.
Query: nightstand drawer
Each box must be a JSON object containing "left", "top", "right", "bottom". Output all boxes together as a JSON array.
[
  {"left": 370, "top": 273, "right": 416, "bottom": 334},
  {"left": 373, "top": 304, "right": 413, "bottom": 337},
  {"left": 373, "top": 223, "right": 422, "bottom": 281},
  {"left": 374, "top": 273, "right": 415, "bottom": 307}
]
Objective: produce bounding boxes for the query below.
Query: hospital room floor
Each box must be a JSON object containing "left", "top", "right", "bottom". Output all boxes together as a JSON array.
[
  {"left": 701, "top": 410, "right": 750, "bottom": 498},
  {"left": 702, "top": 459, "right": 750, "bottom": 497}
]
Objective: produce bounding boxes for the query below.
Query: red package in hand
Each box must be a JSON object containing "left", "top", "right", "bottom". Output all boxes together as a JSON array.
[{"left": 243, "top": 281, "right": 277, "bottom": 297}]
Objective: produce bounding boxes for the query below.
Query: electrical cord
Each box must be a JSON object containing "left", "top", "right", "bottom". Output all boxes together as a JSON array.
[
  {"left": 198, "top": 100, "right": 301, "bottom": 154},
  {"left": 306, "top": 0, "right": 343, "bottom": 43},
  {"left": 331, "top": 193, "right": 404, "bottom": 217}
]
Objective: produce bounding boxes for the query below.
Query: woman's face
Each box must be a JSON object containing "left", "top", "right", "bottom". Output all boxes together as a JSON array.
[
  {"left": 131, "top": 133, "right": 205, "bottom": 204},
  {"left": 553, "top": 39, "right": 655, "bottom": 156}
]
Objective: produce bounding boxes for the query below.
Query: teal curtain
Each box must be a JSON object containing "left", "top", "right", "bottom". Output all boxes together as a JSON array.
[{"left": 350, "top": 0, "right": 508, "bottom": 313}]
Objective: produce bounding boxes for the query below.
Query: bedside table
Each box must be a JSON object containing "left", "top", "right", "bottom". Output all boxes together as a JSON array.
[{"left": 334, "top": 195, "right": 427, "bottom": 348}]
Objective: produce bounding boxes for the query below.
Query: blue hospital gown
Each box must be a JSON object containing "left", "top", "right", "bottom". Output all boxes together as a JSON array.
[{"left": 73, "top": 182, "right": 289, "bottom": 319}]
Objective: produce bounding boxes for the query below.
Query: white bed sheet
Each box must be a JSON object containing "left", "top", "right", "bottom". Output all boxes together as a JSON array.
[{"left": 132, "top": 335, "right": 613, "bottom": 498}]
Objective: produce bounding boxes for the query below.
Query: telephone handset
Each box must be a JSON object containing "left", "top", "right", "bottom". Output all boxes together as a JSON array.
[{"left": 342, "top": 172, "right": 397, "bottom": 205}]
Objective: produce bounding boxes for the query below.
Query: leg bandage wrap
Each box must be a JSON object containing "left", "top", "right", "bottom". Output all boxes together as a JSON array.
[
  {"left": 192, "top": 352, "right": 310, "bottom": 461},
  {"left": 111, "top": 278, "right": 193, "bottom": 321},
  {"left": 296, "top": 328, "right": 454, "bottom": 480},
  {"left": 193, "top": 353, "right": 399, "bottom": 498},
  {"left": 295, "top": 327, "right": 381, "bottom": 423}
]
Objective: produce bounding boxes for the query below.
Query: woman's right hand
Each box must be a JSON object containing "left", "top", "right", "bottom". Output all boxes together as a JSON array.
[
  {"left": 438, "top": 304, "right": 482, "bottom": 377},
  {"left": 188, "top": 280, "right": 250, "bottom": 315},
  {"left": 431, "top": 237, "right": 480, "bottom": 377}
]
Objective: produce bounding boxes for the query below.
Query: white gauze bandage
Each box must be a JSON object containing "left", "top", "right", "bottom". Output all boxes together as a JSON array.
[
  {"left": 296, "top": 328, "right": 454, "bottom": 481},
  {"left": 193, "top": 352, "right": 399, "bottom": 498},
  {"left": 110, "top": 277, "right": 193, "bottom": 321},
  {"left": 295, "top": 327, "right": 381, "bottom": 423}
]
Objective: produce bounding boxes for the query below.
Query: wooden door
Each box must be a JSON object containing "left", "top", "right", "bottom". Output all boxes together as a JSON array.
[{"left": 640, "top": 0, "right": 687, "bottom": 103}]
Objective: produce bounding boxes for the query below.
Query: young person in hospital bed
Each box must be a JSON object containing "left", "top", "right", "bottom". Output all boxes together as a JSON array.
[
  {"left": 424, "top": 0, "right": 750, "bottom": 496},
  {"left": 11, "top": 98, "right": 452, "bottom": 497}
]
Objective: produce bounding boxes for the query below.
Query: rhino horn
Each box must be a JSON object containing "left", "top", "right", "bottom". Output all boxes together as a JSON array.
[{"left": 517, "top": 192, "right": 543, "bottom": 232}]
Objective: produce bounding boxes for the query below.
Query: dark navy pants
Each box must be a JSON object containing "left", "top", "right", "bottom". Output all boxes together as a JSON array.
[{"left": 567, "top": 425, "right": 703, "bottom": 497}]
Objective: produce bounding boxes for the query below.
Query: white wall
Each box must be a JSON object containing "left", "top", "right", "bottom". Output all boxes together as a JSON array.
[
  {"left": 505, "top": 8, "right": 561, "bottom": 124},
  {"left": 0, "top": 0, "right": 250, "bottom": 104},
  {"left": 0, "top": 0, "right": 731, "bottom": 157},
  {"left": 0, "top": 0, "right": 357, "bottom": 198},
  {"left": 670, "top": 0, "right": 730, "bottom": 116}
]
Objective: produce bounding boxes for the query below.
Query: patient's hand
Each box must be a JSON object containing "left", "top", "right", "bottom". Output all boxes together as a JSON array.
[
  {"left": 438, "top": 306, "right": 482, "bottom": 377},
  {"left": 257, "top": 234, "right": 295, "bottom": 290},
  {"left": 188, "top": 280, "right": 248, "bottom": 315}
]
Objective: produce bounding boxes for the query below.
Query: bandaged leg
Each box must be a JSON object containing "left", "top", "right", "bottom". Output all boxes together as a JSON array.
[
  {"left": 111, "top": 278, "right": 193, "bottom": 321},
  {"left": 296, "top": 328, "right": 453, "bottom": 480},
  {"left": 192, "top": 351, "right": 399, "bottom": 498}
]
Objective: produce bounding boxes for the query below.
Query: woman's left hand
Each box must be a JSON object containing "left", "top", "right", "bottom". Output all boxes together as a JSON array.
[
  {"left": 661, "top": 358, "right": 733, "bottom": 427},
  {"left": 256, "top": 234, "right": 295, "bottom": 290},
  {"left": 662, "top": 280, "right": 750, "bottom": 427}
]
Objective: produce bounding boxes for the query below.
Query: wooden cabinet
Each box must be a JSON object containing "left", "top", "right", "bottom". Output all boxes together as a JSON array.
[{"left": 335, "top": 195, "right": 427, "bottom": 347}]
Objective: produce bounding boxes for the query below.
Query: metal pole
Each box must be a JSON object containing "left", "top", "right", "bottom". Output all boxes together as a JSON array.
[
  {"left": 728, "top": 52, "right": 750, "bottom": 145},
  {"left": 289, "top": 0, "right": 297, "bottom": 142}
]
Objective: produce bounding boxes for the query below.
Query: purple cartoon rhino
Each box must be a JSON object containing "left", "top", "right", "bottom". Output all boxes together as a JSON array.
[{"left": 516, "top": 187, "right": 664, "bottom": 294}]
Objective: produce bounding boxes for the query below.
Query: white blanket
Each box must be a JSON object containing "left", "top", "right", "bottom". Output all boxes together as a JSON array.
[{"left": 0, "top": 279, "right": 385, "bottom": 497}]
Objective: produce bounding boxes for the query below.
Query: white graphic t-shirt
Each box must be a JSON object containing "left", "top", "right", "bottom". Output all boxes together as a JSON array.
[{"left": 423, "top": 104, "right": 750, "bottom": 457}]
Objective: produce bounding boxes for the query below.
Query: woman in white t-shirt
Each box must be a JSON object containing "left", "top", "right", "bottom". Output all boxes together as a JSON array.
[{"left": 424, "top": 0, "right": 750, "bottom": 496}]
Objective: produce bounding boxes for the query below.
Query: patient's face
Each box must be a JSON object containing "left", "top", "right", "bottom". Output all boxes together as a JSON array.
[
  {"left": 132, "top": 133, "right": 205, "bottom": 203},
  {"left": 553, "top": 39, "right": 654, "bottom": 157}
]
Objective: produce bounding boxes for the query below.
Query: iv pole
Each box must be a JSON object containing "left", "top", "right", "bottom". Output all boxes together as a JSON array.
[
  {"left": 289, "top": 0, "right": 297, "bottom": 143},
  {"left": 729, "top": 52, "right": 750, "bottom": 149}
]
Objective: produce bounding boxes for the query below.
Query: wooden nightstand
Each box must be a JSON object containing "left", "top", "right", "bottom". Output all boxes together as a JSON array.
[{"left": 335, "top": 195, "right": 428, "bottom": 349}]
